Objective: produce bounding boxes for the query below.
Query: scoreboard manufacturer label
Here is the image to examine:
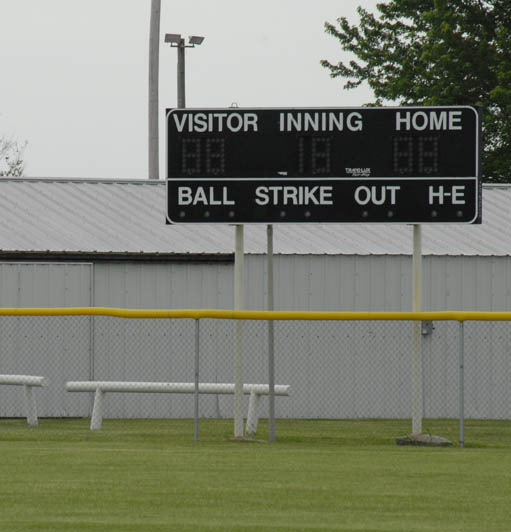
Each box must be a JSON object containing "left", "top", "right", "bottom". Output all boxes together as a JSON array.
[{"left": 166, "top": 106, "right": 480, "bottom": 224}]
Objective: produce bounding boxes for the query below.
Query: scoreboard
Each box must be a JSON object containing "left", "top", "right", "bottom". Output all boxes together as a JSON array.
[{"left": 166, "top": 106, "right": 481, "bottom": 224}]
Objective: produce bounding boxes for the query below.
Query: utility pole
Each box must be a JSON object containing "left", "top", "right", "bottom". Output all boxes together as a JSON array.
[{"left": 148, "top": 0, "right": 161, "bottom": 180}]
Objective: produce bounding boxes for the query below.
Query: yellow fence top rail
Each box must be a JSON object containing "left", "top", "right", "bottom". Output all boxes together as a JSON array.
[{"left": 1, "top": 307, "right": 511, "bottom": 322}]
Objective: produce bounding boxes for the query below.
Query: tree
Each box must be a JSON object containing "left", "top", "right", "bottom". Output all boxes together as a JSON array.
[
  {"left": 0, "top": 137, "right": 26, "bottom": 177},
  {"left": 321, "top": 0, "right": 511, "bottom": 181}
]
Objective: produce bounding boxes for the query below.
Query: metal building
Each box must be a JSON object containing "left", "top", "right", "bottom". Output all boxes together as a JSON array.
[
  {"left": 0, "top": 178, "right": 510, "bottom": 420},
  {"left": 0, "top": 177, "right": 510, "bottom": 311}
]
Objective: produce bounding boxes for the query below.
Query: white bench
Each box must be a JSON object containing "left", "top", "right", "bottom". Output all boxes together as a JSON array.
[
  {"left": 0, "top": 374, "right": 47, "bottom": 426},
  {"left": 66, "top": 381, "right": 290, "bottom": 433}
]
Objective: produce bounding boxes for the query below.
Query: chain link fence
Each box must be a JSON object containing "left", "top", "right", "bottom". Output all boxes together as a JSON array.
[{"left": 0, "top": 310, "right": 510, "bottom": 445}]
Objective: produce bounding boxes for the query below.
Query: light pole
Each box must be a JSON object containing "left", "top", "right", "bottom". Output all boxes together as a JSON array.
[
  {"left": 164, "top": 34, "right": 205, "bottom": 108},
  {"left": 165, "top": 33, "right": 204, "bottom": 442}
]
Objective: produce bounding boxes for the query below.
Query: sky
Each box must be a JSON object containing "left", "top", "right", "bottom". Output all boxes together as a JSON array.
[{"left": 0, "top": 0, "right": 381, "bottom": 179}]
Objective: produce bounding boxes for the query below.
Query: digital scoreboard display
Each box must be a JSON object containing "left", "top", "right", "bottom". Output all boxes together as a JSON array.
[{"left": 166, "top": 106, "right": 480, "bottom": 224}]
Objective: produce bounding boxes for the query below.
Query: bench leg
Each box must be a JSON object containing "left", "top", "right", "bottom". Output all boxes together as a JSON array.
[
  {"left": 90, "top": 388, "right": 105, "bottom": 430},
  {"left": 23, "top": 385, "right": 38, "bottom": 427},
  {"left": 245, "top": 391, "right": 260, "bottom": 435}
]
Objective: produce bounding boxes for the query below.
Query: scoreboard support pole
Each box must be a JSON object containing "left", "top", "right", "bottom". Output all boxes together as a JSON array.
[
  {"left": 267, "top": 225, "right": 276, "bottom": 443},
  {"left": 411, "top": 224, "right": 423, "bottom": 434},
  {"left": 233, "top": 224, "right": 245, "bottom": 439}
]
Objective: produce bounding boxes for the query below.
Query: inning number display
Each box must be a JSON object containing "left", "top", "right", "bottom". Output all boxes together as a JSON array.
[{"left": 167, "top": 106, "right": 480, "bottom": 224}]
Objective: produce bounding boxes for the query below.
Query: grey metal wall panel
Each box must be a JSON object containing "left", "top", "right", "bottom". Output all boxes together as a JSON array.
[
  {"left": 245, "top": 255, "right": 266, "bottom": 310},
  {"left": 265, "top": 255, "right": 511, "bottom": 312},
  {"left": 76, "top": 255, "right": 511, "bottom": 314},
  {"left": 93, "top": 262, "right": 234, "bottom": 309},
  {"left": 0, "top": 265, "right": 19, "bottom": 305},
  {"left": 492, "top": 257, "right": 511, "bottom": 310},
  {"left": 259, "top": 255, "right": 412, "bottom": 312},
  {"left": 423, "top": 256, "right": 511, "bottom": 311},
  {"left": 0, "top": 263, "right": 93, "bottom": 417},
  {"left": 0, "top": 262, "right": 92, "bottom": 307}
]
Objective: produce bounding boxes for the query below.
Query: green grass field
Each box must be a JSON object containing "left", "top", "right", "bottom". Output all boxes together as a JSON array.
[{"left": 1, "top": 418, "right": 510, "bottom": 531}]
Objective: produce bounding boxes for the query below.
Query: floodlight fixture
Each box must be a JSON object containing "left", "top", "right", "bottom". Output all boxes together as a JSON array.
[
  {"left": 165, "top": 33, "right": 182, "bottom": 45},
  {"left": 188, "top": 35, "right": 205, "bottom": 46}
]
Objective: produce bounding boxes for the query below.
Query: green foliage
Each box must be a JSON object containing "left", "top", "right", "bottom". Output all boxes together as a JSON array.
[{"left": 321, "top": 1, "right": 511, "bottom": 181}]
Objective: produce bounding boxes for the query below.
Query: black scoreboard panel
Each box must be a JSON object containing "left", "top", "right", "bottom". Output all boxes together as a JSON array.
[{"left": 166, "top": 106, "right": 480, "bottom": 224}]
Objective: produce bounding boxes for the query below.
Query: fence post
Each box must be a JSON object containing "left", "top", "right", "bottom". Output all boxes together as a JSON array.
[
  {"left": 458, "top": 320, "right": 465, "bottom": 448},
  {"left": 268, "top": 319, "right": 275, "bottom": 442},
  {"left": 194, "top": 318, "right": 200, "bottom": 443}
]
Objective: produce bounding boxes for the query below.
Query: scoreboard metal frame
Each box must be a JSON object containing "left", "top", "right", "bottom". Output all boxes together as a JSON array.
[{"left": 166, "top": 106, "right": 481, "bottom": 224}]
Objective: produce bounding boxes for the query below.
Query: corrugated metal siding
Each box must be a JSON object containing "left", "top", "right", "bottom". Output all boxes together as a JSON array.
[
  {"left": 93, "top": 262, "right": 234, "bottom": 308},
  {"left": 2, "top": 256, "right": 511, "bottom": 312},
  {"left": 0, "top": 262, "right": 92, "bottom": 306},
  {"left": 0, "top": 178, "right": 510, "bottom": 256},
  {"left": 89, "top": 255, "right": 511, "bottom": 312},
  {"left": 0, "top": 263, "right": 92, "bottom": 416},
  {"left": 249, "top": 255, "right": 408, "bottom": 311},
  {"left": 423, "top": 256, "right": 511, "bottom": 311}
]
